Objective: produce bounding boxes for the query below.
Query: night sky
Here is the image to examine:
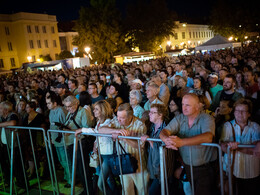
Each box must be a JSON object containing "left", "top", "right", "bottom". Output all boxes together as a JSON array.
[{"left": 0, "top": 0, "right": 214, "bottom": 22}]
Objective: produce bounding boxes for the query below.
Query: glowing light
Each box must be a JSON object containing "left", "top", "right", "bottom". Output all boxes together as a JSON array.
[
  {"left": 245, "top": 36, "right": 248, "bottom": 39},
  {"left": 180, "top": 42, "right": 184, "bottom": 46},
  {"left": 167, "top": 41, "right": 171, "bottom": 46},
  {"left": 239, "top": 25, "right": 242, "bottom": 28},
  {"left": 85, "top": 47, "right": 90, "bottom": 53},
  {"left": 36, "top": 58, "right": 41, "bottom": 62},
  {"left": 235, "top": 38, "right": 238, "bottom": 41},
  {"left": 188, "top": 41, "right": 191, "bottom": 44},
  {"left": 198, "top": 41, "right": 201, "bottom": 44},
  {"left": 182, "top": 24, "right": 186, "bottom": 27},
  {"left": 228, "top": 36, "right": 233, "bottom": 41},
  {"left": 27, "top": 56, "right": 32, "bottom": 62}
]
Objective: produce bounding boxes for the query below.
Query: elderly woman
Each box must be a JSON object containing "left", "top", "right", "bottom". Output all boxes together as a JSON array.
[
  {"left": 129, "top": 90, "right": 144, "bottom": 119},
  {"left": 220, "top": 98, "right": 260, "bottom": 195},
  {"left": 75, "top": 100, "right": 116, "bottom": 194},
  {"left": 144, "top": 81, "right": 164, "bottom": 111},
  {"left": 141, "top": 104, "right": 173, "bottom": 195}
]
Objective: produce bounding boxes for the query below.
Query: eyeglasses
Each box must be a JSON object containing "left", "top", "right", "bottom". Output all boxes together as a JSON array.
[
  {"left": 65, "top": 104, "right": 75, "bottom": 109},
  {"left": 149, "top": 111, "right": 158, "bottom": 115},
  {"left": 234, "top": 109, "right": 248, "bottom": 114}
]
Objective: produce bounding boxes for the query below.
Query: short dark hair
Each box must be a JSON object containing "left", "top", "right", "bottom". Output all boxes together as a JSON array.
[
  {"left": 225, "top": 74, "right": 236, "bottom": 83},
  {"left": 27, "top": 101, "right": 37, "bottom": 110},
  {"left": 46, "top": 92, "right": 62, "bottom": 106},
  {"left": 69, "top": 79, "right": 78, "bottom": 87},
  {"left": 88, "top": 82, "right": 97, "bottom": 89}
]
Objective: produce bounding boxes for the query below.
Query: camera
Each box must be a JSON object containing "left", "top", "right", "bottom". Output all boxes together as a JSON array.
[{"left": 54, "top": 122, "right": 71, "bottom": 143}]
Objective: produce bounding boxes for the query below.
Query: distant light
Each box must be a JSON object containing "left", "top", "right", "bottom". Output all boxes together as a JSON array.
[
  {"left": 36, "top": 59, "right": 41, "bottom": 62},
  {"left": 245, "top": 36, "right": 248, "bottom": 39},
  {"left": 235, "top": 38, "right": 238, "bottom": 41},
  {"left": 228, "top": 36, "right": 233, "bottom": 41},
  {"left": 256, "top": 24, "right": 259, "bottom": 26},
  {"left": 182, "top": 24, "right": 186, "bottom": 27},
  {"left": 85, "top": 47, "right": 90, "bottom": 53},
  {"left": 167, "top": 41, "right": 171, "bottom": 46},
  {"left": 239, "top": 25, "right": 242, "bottom": 28},
  {"left": 27, "top": 56, "right": 32, "bottom": 62},
  {"left": 159, "top": 45, "right": 162, "bottom": 48},
  {"left": 188, "top": 41, "right": 191, "bottom": 44},
  {"left": 198, "top": 41, "right": 201, "bottom": 44},
  {"left": 180, "top": 42, "right": 184, "bottom": 46}
]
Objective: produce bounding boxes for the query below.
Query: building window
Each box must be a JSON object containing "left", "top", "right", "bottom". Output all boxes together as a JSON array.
[
  {"left": 53, "top": 40, "right": 57, "bottom": 47},
  {"left": 7, "top": 42, "right": 13, "bottom": 51},
  {"left": 193, "top": 32, "right": 195, "bottom": 38},
  {"left": 201, "top": 32, "right": 203, "bottom": 38},
  {"left": 0, "top": 46, "right": 1, "bottom": 52},
  {"left": 0, "top": 59, "right": 4, "bottom": 68},
  {"left": 29, "top": 40, "right": 34, "bottom": 49},
  {"left": 199, "top": 32, "right": 200, "bottom": 38},
  {"left": 32, "top": 56, "right": 36, "bottom": 62},
  {"left": 44, "top": 40, "right": 48, "bottom": 48},
  {"left": 42, "top": 26, "right": 47, "bottom": 33},
  {"left": 37, "top": 40, "right": 41, "bottom": 48},
  {"left": 189, "top": 32, "right": 191, "bottom": 39},
  {"left": 206, "top": 32, "right": 208, "bottom": 37},
  {"left": 35, "top": 26, "right": 39, "bottom": 33},
  {"left": 10, "top": 58, "right": 15, "bottom": 67},
  {"left": 196, "top": 32, "right": 198, "bottom": 38},
  {"left": 174, "top": 33, "right": 178, "bottom": 40},
  {"left": 51, "top": 26, "right": 55, "bottom": 33},
  {"left": 5, "top": 27, "right": 10, "bottom": 35},
  {"left": 27, "top": 25, "right": 32, "bottom": 33},
  {"left": 182, "top": 32, "right": 185, "bottom": 39}
]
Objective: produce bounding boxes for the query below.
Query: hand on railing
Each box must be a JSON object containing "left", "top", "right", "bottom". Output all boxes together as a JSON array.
[
  {"left": 164, "top": 135, "right": 184, "bottom": 150},
  {"left": 227, "top": 142, "right": 239, "bottom": 150},
  {"left": 75, "top": 128, "right": 82, "bottom": 136},
  {"left": 253, "top": 142, "right": 260, "bottom": 157},
  {"left": 141, "top": 135, "right": 154, "bottom": 148}
]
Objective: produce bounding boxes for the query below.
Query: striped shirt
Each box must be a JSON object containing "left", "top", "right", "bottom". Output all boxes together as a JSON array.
[
  {"left": 110, "top": 116, "right": 147, "bottom": 172},
  {"left": 221, "top": 120, "right": 260, "bottom": 178}
]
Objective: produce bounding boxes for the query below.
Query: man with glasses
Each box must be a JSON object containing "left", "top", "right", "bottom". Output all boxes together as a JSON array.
[
  {"left": 63, "top": 95, "right": 94, "bottom": 194},
  {"left": 88, "top": 83, "right": 104, "bottom": 104}
]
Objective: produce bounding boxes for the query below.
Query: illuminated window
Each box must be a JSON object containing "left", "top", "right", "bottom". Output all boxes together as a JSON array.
[
  {"left": 182, "top": 32, "right": 185, "bottom": 39},
  {"left": 174, "top": 33, "right": 178, "bottom": 40},
  {"left": 10, "top": 58, "right": 15, "bottom": 67},
  {"left": 37, "top": 40, "right": 41, "bottom": 48},
  {"left": 44, "top": 40, "right": 49, "bottom": 48},
  {"left": 42, "top": 26, "right": 47, "bottom": 33},
  {"left": 193, "top": 32, "right": 195, "bottom": 38},
  {"left": 5, "top": 27, "right": 10, "bottom": 35},
  {"left": 35, "top": 26, "right": 39, "bottom": 33},
  {"left": 27, "top": 25, "right": 32, "bottom": 33},
  {"left": 51, "top": 26, "right": 55, "bottom": 33},
  {"left": 29, "top": 40, "right": 34, "bottom": 49},
  {"left": 0, "top": 59, "right": 4, "bottom": 68},
  {"left": 7, "top": 42, "right": 13, "bottom": 51},
  {"left": 53, "top": 40, "right": 57, "bottom": 47},
  {"left": 196, "top": 32, "right": 198, "bottom": 38}
]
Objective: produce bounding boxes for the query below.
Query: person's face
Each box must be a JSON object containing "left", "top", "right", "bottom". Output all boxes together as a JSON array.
[
  {"left": 219, "top": 70, "right": 227, "bottom": 80},
  {"left": 244, "top": 72, "right": 254, "bottom": 83},
  {"left": 159, "top": 72, "right": 167, "bottom": 82},
  {"left": 78, "top": 85, "right": 86, "bottom": 93},
  {"left": 100, "top": 75, "right": 106, "bottom": 82},
  {"left": 236, "top": 74, "right": 243, "bottom": 83},
  {"left": 58, "top": 76, "right": 65, "bottom": 83},
  {"left": 146, "top": 86, "right": 156, "bottom": 99},
  {"left": 113, "top": 74, "right": 120, "bottom": 83},
  {"left": 26, "top": 104, "right": 33, "bottom": 113},
  {"left": 234, "top": 104, "right": 250, "bottom": 124},
  {"left": 208, "top": 77, "right": 217, "bottom": 86},
  {"left": 219, "top": 101, "right": 232, "bottom": 115},
  {"left": 31, "top": 80, "right": 37, "bottom": 88},
  {"left": 177, "top": 78, "right": 186, "bottom": 88},
  {"left": 174, "top": 64, "right": 180, "bottom": 72},
  {"left": 149, "top": 107, "right": 162, "bottom": 124},
  {"left": 182, "top": 70, "right": 188, "bottom": 78},
  {"left": 182, "top": 96, "right": 199, "bottom": 117},
  {"left": 46, "top": 98, "right": 57, "bottom": 110},
  {"left": 93, "top": 105, "right": 102, "bottom": 119},
  {"left": 223, "top": 78, "right": 234, "bottom": 91},
  {"left": 167, "top": 66, "right": 172, "bottom": 75},
  {"left": 129, "top": 95, "right": 138, "bottom": 106},
  {"left": 193, "top": 79, "right": 201, "bottom": 89},
  {"left": 117, "top": 110, "right": 131, "bottom": 126},
  {"left": 169, "top": 100, "right": 178, "bottom": 113},
  {"left": 109, "top": 86, "right": 116, "bottom": 95},
  {"left": 56, "top": 88, "right": 65, "bottom": 95},
  {"left": 88, "top": 85, "right": 96, "bottom": 95},
  {"left": 64, "top": 101, "right": 78, "bottom": 114},
  {"left": 18, "top": 101, "right": 26, "bottom": 111},
  {"left": 68, "top": 81, "right": 75, "bottom": 90},
  {"left": 8, "top": 85, "right": 15, "bottom": 93}
]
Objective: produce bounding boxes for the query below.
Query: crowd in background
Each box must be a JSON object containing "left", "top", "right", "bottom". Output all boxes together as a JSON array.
[{"left": 0, "top": 42, "right": 260, "bottom": 195}]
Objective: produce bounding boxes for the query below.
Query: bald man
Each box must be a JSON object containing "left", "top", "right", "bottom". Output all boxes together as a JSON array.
[{"left": 160, "top": 93, "right": 218, "bottom": 195}]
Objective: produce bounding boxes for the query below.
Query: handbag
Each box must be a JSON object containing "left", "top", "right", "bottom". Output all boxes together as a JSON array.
[
  {"left": 89, "top": 152, "right": 99, "bottom": 168},
  {"left": 108, "top": 141, "right": 138, "bottom": 176}
]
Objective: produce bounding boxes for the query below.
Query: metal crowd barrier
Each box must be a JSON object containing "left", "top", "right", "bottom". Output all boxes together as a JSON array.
[
  {"left": 227, "top": 144, "right": 256, "bottom": 195},
  {"left": 3, "top": 126, "right": 55, "bottom": 195},
  {"left": 3, "top": 126, "right": 231, "bottom": 195}
]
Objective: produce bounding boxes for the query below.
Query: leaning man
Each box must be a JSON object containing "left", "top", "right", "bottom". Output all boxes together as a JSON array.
[{"left": 160, "top": 93, "right": 217, "bottom": 194}]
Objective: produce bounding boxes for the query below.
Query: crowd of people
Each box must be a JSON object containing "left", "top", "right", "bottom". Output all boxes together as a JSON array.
[{"left": 0, "top": 42, "right": 260, "bottom": 195}]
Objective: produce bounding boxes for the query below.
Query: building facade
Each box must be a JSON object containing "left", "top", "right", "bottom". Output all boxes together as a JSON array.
[
  {"left": 0, "top": 12, "right": 61, "bottom": 70},
  {"left": 161, "top": 21, "right": 214, "bottom": 51}
]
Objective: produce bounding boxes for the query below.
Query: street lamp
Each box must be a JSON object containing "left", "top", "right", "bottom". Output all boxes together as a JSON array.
[
  {"left": 27, "top": 56, "right": 32, "bottom": 62},
  {"left": 167, "top": 41, "right": 171, "bottom": 46},
  {"left": 85, "top": 47, "right": 90, "bottom": 53}
]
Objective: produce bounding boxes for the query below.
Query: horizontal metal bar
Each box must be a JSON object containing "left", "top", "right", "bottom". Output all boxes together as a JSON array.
[{"left": 6, "top": 126, "right": 45, "bottom": 131}]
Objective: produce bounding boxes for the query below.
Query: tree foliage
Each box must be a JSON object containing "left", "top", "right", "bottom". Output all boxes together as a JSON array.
[
  {"left": 73, "top": 0, "right": 129, "bottom": 64},
  {"left": 209, "top": 0, "right": 259, "bottom": 41},
  {"left": 57, "top": 50, "right": 73, "bottom": 60},
  {"left": 124, "top": 0, "right": 177, "bottom": 53}
]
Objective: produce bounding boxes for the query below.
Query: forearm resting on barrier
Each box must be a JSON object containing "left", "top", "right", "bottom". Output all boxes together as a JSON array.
[
  {"left": 0, "top": 120, "right": 16, "bottom": 127},
  {"left": 160, "top": 130, "right": 213, "bottom": 150},
  {"left": 221, "top": 141, "right": 260, "bottom": 156}
]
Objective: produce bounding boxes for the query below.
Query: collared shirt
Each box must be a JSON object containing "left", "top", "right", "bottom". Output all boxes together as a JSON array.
[
  {"left": 221, "top": 120, "right": 260, "bottom": 178},
  {"left": 133, "top": 105, "right": 144, "bottom": 119},
  {"left": 159, "top": 83, "right": 170, "bottom": 105},
  {"left": 110, "top": 116, "right": 147, "bottom": 172},
  {"left": 164, "top": 113, "right": 217, "bottom": 166},
  {"left": 144, "top": 98, "right": 164, "bottom": 111},
  {"left": 82, "top": 118, "right": 113, "bottom": 155}
]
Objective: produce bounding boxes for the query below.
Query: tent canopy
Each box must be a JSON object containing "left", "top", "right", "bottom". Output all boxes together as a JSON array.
[{"left": 195, "top": 35, "right": 241, "bottom": 51}]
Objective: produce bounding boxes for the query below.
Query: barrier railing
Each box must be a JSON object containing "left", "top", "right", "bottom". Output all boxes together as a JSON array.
[
  {"left": 227, "top": 144, "right": 256, "bottom": 195},
  {"left": 2, "top": 126, "right": 240, "bottom": 195},
  {"left": 3, "top": 126, "right": 56, "bottom": 195}
]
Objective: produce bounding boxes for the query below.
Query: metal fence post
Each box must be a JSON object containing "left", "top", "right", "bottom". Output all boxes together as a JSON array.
[
  {"left": 71, "top": 135, "right": 78, "bottom": 195},
  {"left": 159, "top": 145, "right": 165, "bottom": 195}
]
